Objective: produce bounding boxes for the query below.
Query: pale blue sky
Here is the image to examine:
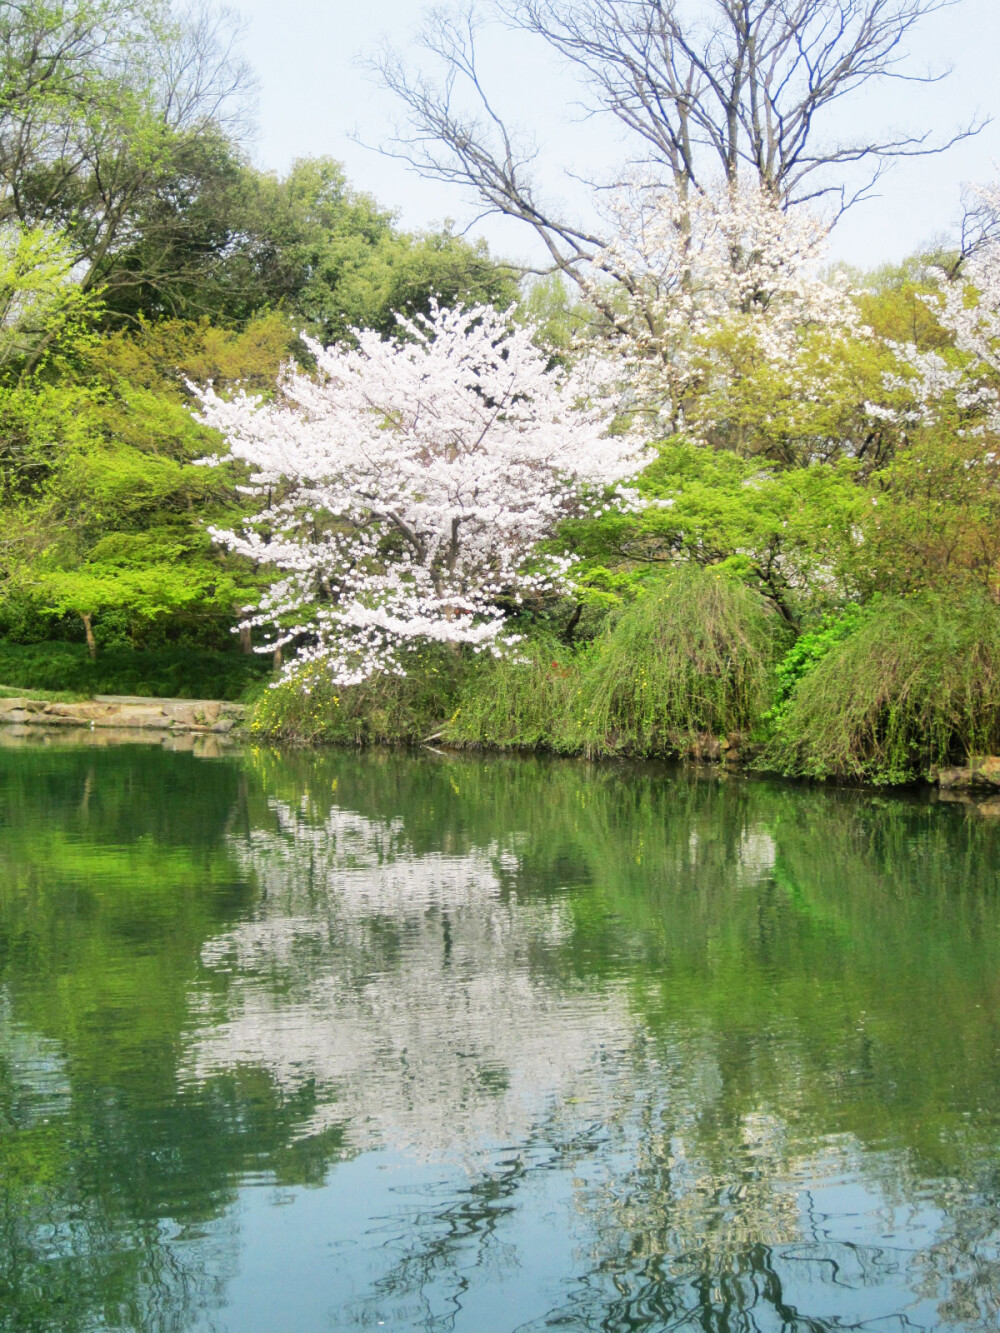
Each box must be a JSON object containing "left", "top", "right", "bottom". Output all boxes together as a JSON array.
[{"left": 236, "top": 0, "right": 1000, "bottom": 269}]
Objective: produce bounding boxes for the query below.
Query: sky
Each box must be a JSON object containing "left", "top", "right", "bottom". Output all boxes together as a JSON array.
[{"left": 234, "top": 0, "right": 1000, "bottom": 270}]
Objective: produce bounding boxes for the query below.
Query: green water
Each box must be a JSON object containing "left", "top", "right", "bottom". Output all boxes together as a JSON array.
[{"left": 1, "top": 736, "right": 999, "bottom": 1332}]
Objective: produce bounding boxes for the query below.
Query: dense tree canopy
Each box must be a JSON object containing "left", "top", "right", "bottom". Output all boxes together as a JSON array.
[{"left": 0, "top": 0, "right": 997, "bottom": 782}]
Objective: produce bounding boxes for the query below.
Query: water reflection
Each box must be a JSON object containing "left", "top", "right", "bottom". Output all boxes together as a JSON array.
[
  {"left": 1, "top": 740, "right": 1000, "bottom": 1330},
  {"left": 185, "top": 790, "right": 639, "bottom": 1157}
]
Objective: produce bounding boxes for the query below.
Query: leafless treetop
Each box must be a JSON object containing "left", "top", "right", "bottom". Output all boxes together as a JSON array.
[{"left": 372, "top": 0, "right": 987, "bottom": 278}]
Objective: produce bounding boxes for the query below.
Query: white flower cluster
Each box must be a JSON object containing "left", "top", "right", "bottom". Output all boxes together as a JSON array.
[
  {"left": 588, "top": 174, "right": 859, "bottom": 432},
  {"left": 194, "top": 303, "right": 649, "bottom": 684},
  {"left": 887, "top": 181, "right": 1000, "bottom": 441}
]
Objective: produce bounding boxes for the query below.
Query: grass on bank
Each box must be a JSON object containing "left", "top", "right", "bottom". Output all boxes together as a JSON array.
[
  {"left": 572, "top": 568, "right": 783, "bottom": 756},
  {"left": 763, "top": 592, "right": 1000, "bottom": 784},
  {"left": 0, "top": 682, "right": 88, "bottom": 703},
  {"left": 445, "top": 639, "right": 580, "bottom": 751},
  {"left": 447, "top": 569, "right": 783, "bottom": 756},
  {"left": 202, "top": 574, "right": 1000, "bottom": 788}
]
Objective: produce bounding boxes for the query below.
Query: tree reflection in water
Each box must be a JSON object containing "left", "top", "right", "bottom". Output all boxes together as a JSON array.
[{"left": 2, "top": 742, "right": 1000, "bottom": 1330}]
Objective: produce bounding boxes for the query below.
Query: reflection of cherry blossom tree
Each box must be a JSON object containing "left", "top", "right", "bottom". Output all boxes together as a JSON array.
[
  {"left": 195, "top": 303, "right": 649, "bottom": 684},
  {"left": 175, "top": 759, "right": 1000, "bottom": 1329},
  {"left": 183, "top": 793, "right": 639, "bottom": 1158}
]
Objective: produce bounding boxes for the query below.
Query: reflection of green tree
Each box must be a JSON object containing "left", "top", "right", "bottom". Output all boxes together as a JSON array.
[
  {"left": 0, "top": 744, "right": 348, "bottom": 1332},
  {"left": 3, "top": 740, "right": 1000, "bottom": 1330},
  {"left": 237, "top": 747, "right": 1000, "bottom": 1328}
]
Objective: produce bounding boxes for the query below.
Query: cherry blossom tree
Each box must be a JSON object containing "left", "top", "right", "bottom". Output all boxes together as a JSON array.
[
  {"left": 194, "top": 302, "right": 649, "bottom": 684},
  {"left": 880, "top": 181, "right": 1000, "bottom": 445},
  {"left": 587, "top": 174, "right": 863, "bottom": 438},
  {"left": 929, "top": 185, "right": 1000, "bottom": 439}
]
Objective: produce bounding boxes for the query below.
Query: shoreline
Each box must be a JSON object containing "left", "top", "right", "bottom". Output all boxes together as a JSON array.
[
  {"left": 0, "top": 694, "right": 246, "bottom": 736},
  {"left": 3, "top": 696, "right": 1000, "bottom": 813}
]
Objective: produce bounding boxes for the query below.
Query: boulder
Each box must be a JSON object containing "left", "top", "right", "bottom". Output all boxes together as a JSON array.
[
  {"left": 938, "top": 767, "right": 981, "bottom": 783},
  {"left": 93, "top": 706, "right": 171, "bottom": 730},
  {"left": 972, "top": 755, "right": 1000, "bottom": 789},
  {"left": 0, "top": 698, "right": 29, "bottom": 716},
  {"left": 44, "top": 703, "right": 109, "bottom": 723},
  {"left": 163, "top": 702, "right": 221, "bottom": 727},
  {"left": 689, "top": 733, "right": 723, "bottom": 762}
]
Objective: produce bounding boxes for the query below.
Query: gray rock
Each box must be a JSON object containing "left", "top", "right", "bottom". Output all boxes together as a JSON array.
[{"left": 92, "top": 707, "right": 171, "bottom": 730}]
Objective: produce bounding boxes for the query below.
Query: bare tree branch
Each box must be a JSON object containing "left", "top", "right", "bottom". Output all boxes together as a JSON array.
[
  {"left": 370, "top": 0, "right": 988, "bottom": 260},
  {"left": 364, "top": 7, "right": 604, "bottom": 282}
]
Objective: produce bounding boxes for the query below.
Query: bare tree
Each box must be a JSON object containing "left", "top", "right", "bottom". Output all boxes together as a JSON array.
[
  {"left": 373, "top": 0, "right": 987, "bottom": 281},
  {"left": 155, "top": 2, "right": 259, "bottom": 142},
  {"left": 374, "top": 9, "right": 605, "bottom": 278}
]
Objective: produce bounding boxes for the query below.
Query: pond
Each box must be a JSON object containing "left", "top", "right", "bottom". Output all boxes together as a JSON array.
[{"left": 1, "top": 734, "right": 999, "bottom": 1331}]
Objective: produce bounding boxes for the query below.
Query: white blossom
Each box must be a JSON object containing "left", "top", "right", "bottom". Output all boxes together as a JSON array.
[
  {"left": 586, "top": 174, "right": 860, "bottom": 433},
  {"left": 194, "top": 303, "right": 649, "bottom": 684},
  {"left": 891, "top": 179, "right": 1000, "bottom": 438}
]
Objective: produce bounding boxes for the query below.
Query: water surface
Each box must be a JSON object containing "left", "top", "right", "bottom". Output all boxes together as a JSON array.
[{"left": 1, "top": 735, "right": 999, "bottom": 1331}]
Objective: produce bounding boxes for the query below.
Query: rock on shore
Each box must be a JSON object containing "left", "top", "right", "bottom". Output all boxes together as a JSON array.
[
  {"left": 935, "top": 756, "right": 1000, "bottom": 790},
  {"left": 0, "top": 695, "right": 245, "bottom": 734}
]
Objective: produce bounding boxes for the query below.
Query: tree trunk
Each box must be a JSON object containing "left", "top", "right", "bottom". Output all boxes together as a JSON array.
[
  {"left": 272, "top": 645, "right": 283, "bottom": 672},
  {"left": 81, "top": 613, "right": 97, "bottom": 660},
  {"left": 238, "top": 623, "right": 253, "bottom": 655}
]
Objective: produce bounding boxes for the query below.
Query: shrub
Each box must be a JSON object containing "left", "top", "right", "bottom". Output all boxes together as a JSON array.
[
  {"left": 767, "top": 602, "right": 871, "bottom": 726},
  {"left": 764, "top": 592, "right": 1000, "bottom": 784},
  {"left": 250, "top": 648, "right": 464, "bottom": 745},
  {"left": 446, "top": 640, "right": 581, "bottom": 751},
  {"left": 0, "top": 642, "right": 270, "bottom": 701},
  {"left": 574, "top": 567, "right": 783, "bottom": 757}
]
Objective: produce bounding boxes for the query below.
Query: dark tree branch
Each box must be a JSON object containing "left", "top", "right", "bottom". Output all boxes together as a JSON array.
[{"left": 370, "top": 0, "right": 987, "bottom": 259}]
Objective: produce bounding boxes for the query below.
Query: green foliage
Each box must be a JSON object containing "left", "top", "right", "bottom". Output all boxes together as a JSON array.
[
  {"left": 764, "top": 592, "right": 1000, "bottom": 783},
  {"left": 179, "top": 156, "right": 519, "bottom": 340},
  {"left": 0, "top": 314, "right": 291, "bottom": 648},
  {"left": 690, "top": 318, "right": 907, "bottom": 469},
  {"left": 515, "top": 274, "right": 593, "bottom": 357},
  {"left": 768, "top": 603, "right": 871, "bottom": 724},
  {"left": 449, "top": 569, "right": 783, "bottom": 758},
  {"left": 447, "top": 640, "right": 580, "bottom": 751},
  {"left": 0, "top": 642, "right": 269, "bottom": 700},
  {"left": 574, "top": 568, "right": 784, "bottom": 756},
  {"left": 560, "top": 440, "right": 866, "bottom": 623},
  {"left": 860, "top": 437, "right": 1000, "bottom": 599},
  {"left": 0, "top": 225, "right": 98, "bottom": 377},
  {"left": 250, "top": 648, "right": 465, "bottom": 745}
]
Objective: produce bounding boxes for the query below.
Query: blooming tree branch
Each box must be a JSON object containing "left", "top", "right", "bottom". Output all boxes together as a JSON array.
[
  {"left": 194, "top": 302, "right": 649, "bottom": 684},
  {"left": 586, "top": 174, "right": 862, "bottom": 436},
  {"left": 883, "top": 181, "right": 1000, "bottom": 446}
]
